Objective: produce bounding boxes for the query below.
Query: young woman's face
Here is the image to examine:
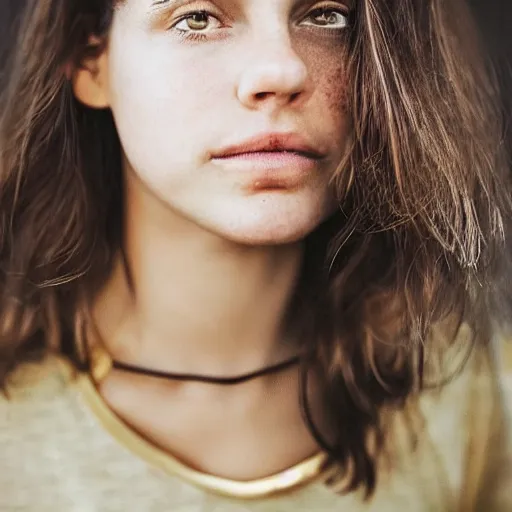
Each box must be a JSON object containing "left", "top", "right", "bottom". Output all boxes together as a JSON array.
[{"left": 84, "top": 0, "right": 352, "bottom": 244}]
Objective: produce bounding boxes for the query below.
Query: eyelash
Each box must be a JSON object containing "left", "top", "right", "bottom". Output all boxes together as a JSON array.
[{"left": 170, "top": 5, "right": 352, "bottom": 42}]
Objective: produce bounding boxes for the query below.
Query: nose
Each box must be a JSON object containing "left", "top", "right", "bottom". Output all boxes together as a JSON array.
[{"left": 236, "top": 34, "right": 311, "bottom": 113}]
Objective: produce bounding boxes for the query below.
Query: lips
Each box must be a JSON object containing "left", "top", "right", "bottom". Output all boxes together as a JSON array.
[{"left": 211, "top": 133, "right": 326, "bottom": 160}]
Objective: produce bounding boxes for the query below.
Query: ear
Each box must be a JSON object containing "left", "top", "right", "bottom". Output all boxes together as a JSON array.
[{"left": 71, "top": 40, "right": 110, "bottom": 109}]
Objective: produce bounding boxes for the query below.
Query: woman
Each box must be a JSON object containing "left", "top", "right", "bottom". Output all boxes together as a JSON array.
[{"left": 0, "top": 0, "right": 510, "bottom": 510}]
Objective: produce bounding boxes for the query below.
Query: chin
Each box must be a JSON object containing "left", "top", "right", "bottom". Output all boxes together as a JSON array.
[
  {"left": 209, "top": 198, "right": 335, "bottom": 247},
  {"left": 223, "top": 226, "right": 316, "bottom": 247}
]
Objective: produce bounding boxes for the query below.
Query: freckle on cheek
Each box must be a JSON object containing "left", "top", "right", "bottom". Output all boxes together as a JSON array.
[
  {"left": 325, "top": 68, "right": 349, "bottom": 113},
  {"left": 303, "top": 46, "right": 349, "bottom": 113}
]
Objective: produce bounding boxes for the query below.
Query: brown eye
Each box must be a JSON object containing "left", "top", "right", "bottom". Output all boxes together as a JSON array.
[
  {"left": 184, "top": 11, "right": 209, "bottom": 31},
  {"left": 172, "top": 10, "right": 222, "bottom": 34},
  {"left": 302, "top": 7, "right": 349, "bottom": 29}
]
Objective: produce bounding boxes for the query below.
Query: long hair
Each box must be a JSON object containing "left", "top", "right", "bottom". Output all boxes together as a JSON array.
[{"left": 0, "top": 0, "right": 510, "bottom": 498}]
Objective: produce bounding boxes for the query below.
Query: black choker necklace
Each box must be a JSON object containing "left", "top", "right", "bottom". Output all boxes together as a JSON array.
[
  {"left": 89, "top": 343, "right": 301, "bottom": 386},
  {"left": 111, "top": 354, "right": 301, "bottom": 385}
]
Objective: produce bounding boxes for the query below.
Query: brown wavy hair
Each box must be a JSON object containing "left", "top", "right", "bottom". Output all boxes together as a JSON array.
[{"left": 0, "top": 0, "right": 511, "bottom": 498}]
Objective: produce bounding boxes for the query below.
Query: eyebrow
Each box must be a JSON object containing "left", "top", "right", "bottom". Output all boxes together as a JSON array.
[
  {"left": 150, "top": 0, "right": 180, "bottom": 8},
  {"left": 146, "top": 0, "right": 188, "bottom": 28},
  {"left": 149, "top": 0, "right": 189, "bottom": 12}
]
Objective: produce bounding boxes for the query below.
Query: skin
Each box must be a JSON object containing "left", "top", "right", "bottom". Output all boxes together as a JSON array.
[{"left": 74, "top": 0, "right": 350, "bottom": 479}]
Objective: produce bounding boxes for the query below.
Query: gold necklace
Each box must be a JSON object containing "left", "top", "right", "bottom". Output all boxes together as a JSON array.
[{"left": 76, "top": 343, "right": 330, "bottom": 500}]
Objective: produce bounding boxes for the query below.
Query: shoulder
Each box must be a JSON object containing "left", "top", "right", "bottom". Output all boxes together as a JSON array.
[
  {"left": 491, "top": 331, "right": 512, "bottom": 389},
  {"left": 467, "top": 330, "right": 512, "bottom": 425},
  {"left": 1, "top": 355, "right": 75, "bottom": 403},
  {"left": 0, "top": 355, "right": 77, "bottom": 438},
  {"left": 458, "top": 330, "right": 512, "bottom": 511},
  {"left": 390, "top": 326, "right": 509, "bottom": 497}
]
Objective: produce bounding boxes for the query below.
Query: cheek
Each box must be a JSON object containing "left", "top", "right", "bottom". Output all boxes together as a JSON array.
[
  {"left": 107, "top": 23, "right": 219, "bottom": 124},
  {"left": 315, "top": 61, "right": 349, "bottom": 120},
  {"left": 298, "top": 41, "right": 350, "bottom": 117},
  {"left": 319, "top": 63, "right": 349, "bottom": 121},
  {"left": 106, "top": 38, "right": 224, "bottom": 172},
  {"left": 313, "top": 57, "right": 351, "bottom": 155},
  {"left": 318, "top": 65, "right": 350, "bottom": 165}
]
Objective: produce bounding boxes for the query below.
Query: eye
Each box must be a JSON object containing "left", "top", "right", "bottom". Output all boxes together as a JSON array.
[
  {"left": 172, "top": 10, "right": 222, "bottom": 35},
  {"left": 301, "top": 6, "right": 350, "bottom": 30}
]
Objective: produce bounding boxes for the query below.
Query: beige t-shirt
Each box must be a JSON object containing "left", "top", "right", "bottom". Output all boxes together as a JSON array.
[{"left": 0, "top": 338, "right": 510, "bottom": 512}]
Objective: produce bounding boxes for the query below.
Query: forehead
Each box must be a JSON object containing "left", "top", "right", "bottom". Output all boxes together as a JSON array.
[{"left": 136, "top": 0, "right": 355, "bottom": 11}]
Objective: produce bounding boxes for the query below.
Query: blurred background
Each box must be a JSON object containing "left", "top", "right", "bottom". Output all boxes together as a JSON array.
[
  {"left": 468, "top": 1, "right": 512, "bottom": 368},
  {"left": 471, "top": 0, "right": 512, "bottom": 170}
]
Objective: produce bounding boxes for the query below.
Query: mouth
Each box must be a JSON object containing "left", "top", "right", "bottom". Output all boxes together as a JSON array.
[
  {"left": 211, "top": 132, "right": 327, "bottom": 160},
  {"left": 209, "top": 132, "right": 327, "bottom": 191},
  {"left": 210, "top": 150, "right": 322, "bottom": 191},
  {"left": 211, "top": 150, "right": 320, "bottom": 166},
  {"left": 215, "top": 149, "right": 323, "bottom": 161}
]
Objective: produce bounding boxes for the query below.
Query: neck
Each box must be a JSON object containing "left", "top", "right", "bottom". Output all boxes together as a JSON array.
[{"left": 92, "top": 178, "right": 304, "bottom": 378}]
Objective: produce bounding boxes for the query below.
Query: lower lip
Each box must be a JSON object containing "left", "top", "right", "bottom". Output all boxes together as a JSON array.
[{"left": 211, "top": 151, "right": 320, "bottom": 188}]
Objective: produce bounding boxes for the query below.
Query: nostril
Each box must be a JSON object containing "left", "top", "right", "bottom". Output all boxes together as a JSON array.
[{"left": 253, "top": 91, "right": 302, "bottom": 102}]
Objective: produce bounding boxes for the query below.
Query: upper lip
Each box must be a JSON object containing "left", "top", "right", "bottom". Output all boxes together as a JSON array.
[{"left": 211, "top": 133, "right": 326, "bottom": 159}]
